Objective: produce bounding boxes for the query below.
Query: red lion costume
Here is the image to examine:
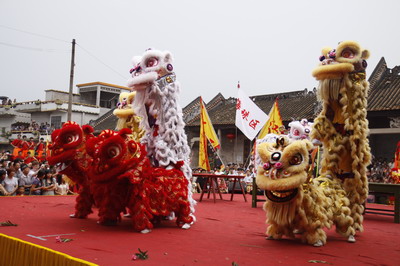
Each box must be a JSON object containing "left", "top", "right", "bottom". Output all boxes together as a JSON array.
[
  {"left": 50, "top": 123, "right": 193, "bottom": 232},
  {"left": 48, "top": 121, "right": 94, "bottom": 218},
  {"left": 86, "top": 128, "right": 193, "bottom": 231}
]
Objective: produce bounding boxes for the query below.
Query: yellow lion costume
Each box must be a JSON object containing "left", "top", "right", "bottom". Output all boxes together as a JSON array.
[
  {"left": 256, "top": 137, "right": 354, "bottom": 246},
  {"left": 113, "top": 91, "right": 144, "bottom": 141},
  {"left": 311, "top": 41, "right": 371, "bottom": 237}
]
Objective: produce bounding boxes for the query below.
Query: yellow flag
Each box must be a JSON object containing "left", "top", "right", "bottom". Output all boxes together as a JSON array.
[
  {"left": 199, "top": 97, "right": 220, "bottom": 170},
  {"left": 258, "top": 98, "right": 283, "bottom": 139},
  {"left": 199, "top": 97, "right": 220, "bottom": 149},
  {"left": 199, "top": 126, "right": 210, "bottom": 171}
]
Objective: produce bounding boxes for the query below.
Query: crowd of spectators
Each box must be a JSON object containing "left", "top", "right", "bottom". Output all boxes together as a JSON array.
[
  {"left": 1, "top": 148, "right": 397, "bottom": 198},
  {"left": 11, "top": 121, "right": 54, "bottom": 133},
  {"left": 367, "top": 157, "right": 396, "bottom": 184},
  {"left": 192, "top": 163, "right": 256, "bottom": 194},
  {"left": 0, "top": 97, "right": 15, "bottom": 107},
  {"left": 0, "top": 153, "right": 75, "bottom": 197}
]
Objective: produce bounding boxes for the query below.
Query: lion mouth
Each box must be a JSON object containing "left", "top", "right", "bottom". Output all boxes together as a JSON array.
[
  {"left": 55, "top": 161, "right": 72, "bottom": 173},
  {"left": 265, "top": 188, "right": 298, "bottom": 203}
]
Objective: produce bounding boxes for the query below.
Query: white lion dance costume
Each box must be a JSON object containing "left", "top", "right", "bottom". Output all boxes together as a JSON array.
[{"left": 127, "top": 49, "right": 195, "bottom": 220}]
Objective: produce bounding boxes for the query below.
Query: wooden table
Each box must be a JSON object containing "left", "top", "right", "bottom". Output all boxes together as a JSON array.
[
  {"left": 367, "top": 182, "right": 400, "bottom": 223},
  {"left": 252, "top": 177, "right": 265, "bottom": 208},
  {"left": 192, "top": 173, "right": 247, "bottom": 203}
]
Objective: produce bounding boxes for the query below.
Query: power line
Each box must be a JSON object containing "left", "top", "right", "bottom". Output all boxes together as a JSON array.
[
  {"left": 0, "top": 41, "right": 70, "bottom": 53},
  {"left": 76, "top": 43, "right": 127, "bottom": 80},
  {"left": 0, "top": 24, "right": 127, "bottom": 81},
  {"left": 0, "top": 25, "right": 69, "bottom": 43}
]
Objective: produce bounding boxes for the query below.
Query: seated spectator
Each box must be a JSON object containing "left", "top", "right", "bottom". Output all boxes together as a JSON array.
[
  {"left": 42, "top": 170, "right": 56, "bottom": 195},
  {"left": 15, "top": 151, "right": 24, "bottom": 161},
  {"left": 244, "top": 170, "right": 256, "bottom": 193},
  {"left": 28, "top": 160, "right": 40, "bottom": 177},
  {"left": 18, "top": 164, "right": 33, "bottom": 195},
  {"left": 0, "top": 151, "right": 12, "bottom": 162},
  {"left": 11, "top": 161, "right": 22, "bottom": 179},
  {"left": 30, "top": 169, "right": 45, "bottom": 195},
  {"left": 55, "top": 174, "right": 74, "bottom": 195},
  {"left": 1, "top": 169, "right": 18, "bottom": 196},
  {"left": 24, "top": 151, "right": 38, "bottom": 164},
  {"left": 0, "top": 170, "right": 8, "bottom": 196},
  {"left": 16, "top": 186, "right": 25, "bottom": 196},
  {"left": 0, "top": 159, "right": 9, "bottom": 172}
]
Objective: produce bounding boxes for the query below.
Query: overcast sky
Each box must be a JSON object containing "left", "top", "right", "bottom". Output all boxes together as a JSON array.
[{"left": 1, "top": 0, "right": 399, "bottom": 107}]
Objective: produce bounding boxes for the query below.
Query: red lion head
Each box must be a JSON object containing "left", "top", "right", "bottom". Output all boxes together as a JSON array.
[
  {"left": 86, "top": 128, "right": 146, "bottom": 183},
  {"left": 48, "top": 121, "right": 94, "bottom": 177}
]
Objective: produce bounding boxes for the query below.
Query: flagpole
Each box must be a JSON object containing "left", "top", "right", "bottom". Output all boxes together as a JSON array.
[
  {"left": 234, "top": 126, "right": 238, "bottom": 165},
  {"left": 209, "top": 144, "right": 225, "bottom": 169},
  {"left": 315, "top": 146, "right": 320, "bottom": 177},
  {"left": 235, "top": 81, "right": 239, "bottom": 165}
]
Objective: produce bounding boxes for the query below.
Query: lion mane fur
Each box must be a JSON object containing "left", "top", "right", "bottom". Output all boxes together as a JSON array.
[{"left": 311, "top": 40, "right": 371, "bottom": 233}]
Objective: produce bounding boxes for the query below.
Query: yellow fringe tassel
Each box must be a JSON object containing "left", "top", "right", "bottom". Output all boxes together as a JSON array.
[{"left": 0, "top": 233, "right": 97, "bottom": 266}]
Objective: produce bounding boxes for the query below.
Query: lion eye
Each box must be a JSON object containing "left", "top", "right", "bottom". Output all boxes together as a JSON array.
[
  {"left": 107, "top": 146, "right": 120, "bottom": 158},
  {"left": 63, "top": 133, "right": 78, "bottom": 144},
  {"left": 145, "top": 57, "right": 158, "bottom": 68},
  {"left": 289, "top": 153, "right": 302, "bottom": 165},
  {"left": 341, "top": 48, "right": 355, "bottom": 59}
]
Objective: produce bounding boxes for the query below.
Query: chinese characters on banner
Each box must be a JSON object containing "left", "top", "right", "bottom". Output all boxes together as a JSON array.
[
  {"left": 235, "top": 88, "right": 269, "bottom": 140},
  {"left": 258, "top": 98, "right": 283, "bottom": 139}
]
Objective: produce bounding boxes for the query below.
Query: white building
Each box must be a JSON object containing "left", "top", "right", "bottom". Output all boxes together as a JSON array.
[{"left": 0, "top": 82, "right": 130, "bottom": 145}]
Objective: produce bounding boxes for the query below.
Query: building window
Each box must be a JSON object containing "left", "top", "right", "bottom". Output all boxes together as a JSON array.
[{"left": 50, "top": 116, "right": 62, "bottom": 129}]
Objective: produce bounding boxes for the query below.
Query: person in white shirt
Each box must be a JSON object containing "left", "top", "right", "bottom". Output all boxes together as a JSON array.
[
  {"left": 243, "top": 170, "right": 255, "bottom": 193},
  {"left": 1, "top": 169, "right": 18, "bottom": 196},
  {"left": 18, "top": 164, "right": 33, "bottom": 195},
  {"left": 55, "top": 174, "right": 74, "bottom": 195}
]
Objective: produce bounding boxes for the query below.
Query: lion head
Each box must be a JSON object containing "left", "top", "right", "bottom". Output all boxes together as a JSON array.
[
  {"left": 48, "top": 122, "right": 94, "bottom": 174},
  {"left": 127, "top": 49, "right": 175, "bottom": 91},
  {"left": 312, "top": 41, "right": 370, "bottom": 102},
  {"left": 256, "top": 137, "right": 313, "bottom": 203},
  {"left": 312, "top": 40, "right": 370, "bottom": 81},
  {"left": 113, "top": 91, "right": 136, "bottom": 118},
  {"left": 86, "top": 128, "right": 146, "bottom": 183}
]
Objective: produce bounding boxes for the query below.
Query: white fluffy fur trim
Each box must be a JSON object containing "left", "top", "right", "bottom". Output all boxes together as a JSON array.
[{"left": 132, "top": 56, "right": 142, "bottom": 66}]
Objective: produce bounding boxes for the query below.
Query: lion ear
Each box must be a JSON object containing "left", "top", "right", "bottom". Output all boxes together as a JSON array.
[
  {"left": 118, "top": 128, "right": 132, "bottom": 138},
  {"left": 163, "top": 51, "right": 173, "bottom": 63},
  {"left": 361, "top": 49, "right": 370, "bottom": 60},
  {"left": 303, "top": 139, "right": 314, "bottom": 152},
  {"left": 51, "top": 129, "right": 61, "bottom": 142},
  {"left": 82, "top": 125, "right": 94, "bottom": 135}
]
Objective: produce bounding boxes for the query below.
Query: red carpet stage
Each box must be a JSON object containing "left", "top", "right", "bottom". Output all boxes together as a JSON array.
[{"left": 1, "top": 195, "right": 399, "bottom": 265}]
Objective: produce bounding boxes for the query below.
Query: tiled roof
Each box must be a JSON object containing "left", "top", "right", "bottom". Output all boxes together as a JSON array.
[
  {"left": 368, "top": 57, "right": 387, "bottom": 89},
  {"left": 91, "top": 109, "right": 117, "bottom": 132},
  {"left": 183, "top": 93, "right": 226, "bottom": 125},
  {"left": 367, "top": 58, "right": 400, "bottom": 112},
  {"left": 186, "top": 89, "right": 318, "bottom": 127}
]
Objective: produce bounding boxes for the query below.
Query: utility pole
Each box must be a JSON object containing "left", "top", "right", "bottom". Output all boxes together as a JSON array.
[{"left": 67, "top": 39, "right": 76, "bottom": 121}]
